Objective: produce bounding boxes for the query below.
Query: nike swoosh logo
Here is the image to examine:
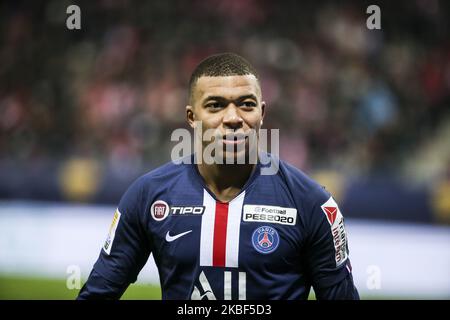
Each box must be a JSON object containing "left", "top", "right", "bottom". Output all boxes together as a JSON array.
[{"left": 165, "top": 230, "right": 192, "bottom": 242}]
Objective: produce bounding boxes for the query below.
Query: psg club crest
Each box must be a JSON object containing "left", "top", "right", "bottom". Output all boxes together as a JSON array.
[
  {"left": 150, "top": 200, "right": 170, "bottom": 221},
  {"left": 252, "top": 226, "right": 280, "bottom": 254}
]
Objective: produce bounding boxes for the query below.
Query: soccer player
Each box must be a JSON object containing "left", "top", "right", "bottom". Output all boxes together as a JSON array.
[{"left": 77, "top": 53, "right": 359, "bottom": 300}]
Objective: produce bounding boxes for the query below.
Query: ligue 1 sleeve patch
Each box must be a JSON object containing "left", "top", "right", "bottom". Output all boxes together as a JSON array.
[
  {"left": 320, "top": 197, "right": 348, "bottom": 266},
  {"left": 103, "top": 209, "right": 121, "bottom": 255}
]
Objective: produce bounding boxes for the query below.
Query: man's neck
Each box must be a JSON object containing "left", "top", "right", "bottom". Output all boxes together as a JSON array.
[{"left": 197, "top": 162, "right": 256, "bottom": 203}]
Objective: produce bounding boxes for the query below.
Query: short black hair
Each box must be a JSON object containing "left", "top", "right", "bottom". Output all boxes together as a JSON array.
[{"left": 188, "top": 53, "right": 259, "bottom": 105}]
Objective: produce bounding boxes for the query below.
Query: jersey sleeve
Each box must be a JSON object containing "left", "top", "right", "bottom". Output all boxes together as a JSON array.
[
  {"left": 77, "top": 177, "right": 152, "bottom": 300},
  {"left": 303, "top": 187, "right": 359, "bottom": 300}
]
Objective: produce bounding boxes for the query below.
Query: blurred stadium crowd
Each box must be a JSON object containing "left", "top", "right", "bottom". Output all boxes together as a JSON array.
[{"left": 0, "top": 0, "right": 449, "bottom": 223}]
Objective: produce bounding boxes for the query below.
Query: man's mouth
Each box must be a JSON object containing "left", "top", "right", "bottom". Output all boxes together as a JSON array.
[{"left": 221, "top": 133, "right": 247, "bottom": 145}]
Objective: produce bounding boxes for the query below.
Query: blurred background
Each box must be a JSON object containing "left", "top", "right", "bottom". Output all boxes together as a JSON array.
[{"left": 0, "top": 0, "right": 449, "bottom": 299}]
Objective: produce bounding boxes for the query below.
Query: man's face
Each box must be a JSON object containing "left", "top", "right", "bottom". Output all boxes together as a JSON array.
[{"left": 186, "top": 75, "right": 265, "bottom": 163}]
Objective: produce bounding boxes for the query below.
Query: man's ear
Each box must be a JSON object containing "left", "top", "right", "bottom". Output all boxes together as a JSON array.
[
  {"left": 260, "top": 101, "right": 266, "bottom": 126},
  {"left": 186, "top": 105, "right": 195, "bottom": 128}
]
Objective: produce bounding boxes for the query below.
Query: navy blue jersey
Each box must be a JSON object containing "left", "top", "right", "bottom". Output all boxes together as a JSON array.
[{"left": 78, "top": 153, "right": 359, "bottom": 300}]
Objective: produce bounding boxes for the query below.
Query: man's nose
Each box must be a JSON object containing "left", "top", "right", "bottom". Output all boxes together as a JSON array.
[{"left": 222, "top": 104, "right": 243, "bottom": 129}]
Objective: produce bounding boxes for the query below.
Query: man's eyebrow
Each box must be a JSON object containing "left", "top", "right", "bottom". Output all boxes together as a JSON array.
[{"left": 202, "top": 94, "right": 258, "bottom": 104}]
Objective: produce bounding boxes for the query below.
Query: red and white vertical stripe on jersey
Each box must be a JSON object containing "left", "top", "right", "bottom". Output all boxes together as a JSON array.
[
  {"left": 200, "top": 189, "right": 245, "bottom": 268},
  {"left": 213, "top": 202, "right": 228, "bottom": 266}
]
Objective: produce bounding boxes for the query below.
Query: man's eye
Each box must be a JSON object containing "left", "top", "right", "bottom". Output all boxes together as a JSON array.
[
  {"left": 241, "top": 101, "right": 256, "bottom": 107},
  {"left": 207, "top": 102, "right": 222, "bottom": 109}
]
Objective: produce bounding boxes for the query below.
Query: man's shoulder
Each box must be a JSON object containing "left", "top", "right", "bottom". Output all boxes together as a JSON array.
[
  {"left": 117, "top": 157, "right": 193, "bottom": 214},
  {"left": 128, "top": 156, "right": 192, "bottom": 193},
  {"left": 266, "top": 153, "right": 330, "bottom": 203}
]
